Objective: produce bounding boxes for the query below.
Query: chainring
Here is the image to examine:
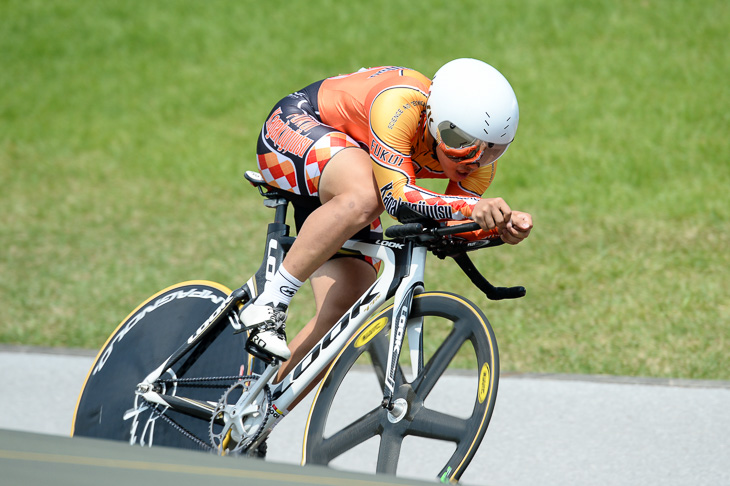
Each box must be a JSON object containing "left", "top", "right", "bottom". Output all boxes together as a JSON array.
[{"left": 209, "top": 378, "right": 271, "bottom": 455}]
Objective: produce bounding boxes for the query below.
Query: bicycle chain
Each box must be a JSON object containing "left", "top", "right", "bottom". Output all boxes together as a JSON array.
[
  {"left": 144, "top": 398, "right": 213, "bottom": 451},
  {"left": 159, "top": 375, "right": 256, "bottom": 388},
  {"left": 143, "top": 375, "right": 274, "bottom": 455}
]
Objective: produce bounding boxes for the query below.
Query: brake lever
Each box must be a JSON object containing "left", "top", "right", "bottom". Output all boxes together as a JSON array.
[{"left": 452, "top": 253, "right": 526, "bottom": 301}]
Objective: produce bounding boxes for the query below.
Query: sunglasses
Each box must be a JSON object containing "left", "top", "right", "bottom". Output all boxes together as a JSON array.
[{"left": 437, "top": 121, "right": 510, "bottom": 168}]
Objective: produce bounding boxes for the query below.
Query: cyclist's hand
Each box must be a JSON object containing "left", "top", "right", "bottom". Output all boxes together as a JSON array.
[
  {"left": 499, "top": 210, "right": 533, "bottom": 245},
  {"left": 472, "top": 198, "right": 512, "bottom": 232}
]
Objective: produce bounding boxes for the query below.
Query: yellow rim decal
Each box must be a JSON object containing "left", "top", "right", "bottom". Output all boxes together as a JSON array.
[
  {"left": 426, "top": 292, "right": 495, "bottom": 480},
  {"left": 478, "top": 363, "right": 490, "bottom": 404},
  {"left": 354, "top": 317, "right": 389, "bottom": 348}
]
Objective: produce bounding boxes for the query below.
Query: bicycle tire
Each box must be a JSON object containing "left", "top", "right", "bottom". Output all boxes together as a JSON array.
[
  {"left": 71, "top": 281, "right": 261, "bottom": 450},
  {"left": 302, "top": 291, "right": 499, "bottom": 483}
]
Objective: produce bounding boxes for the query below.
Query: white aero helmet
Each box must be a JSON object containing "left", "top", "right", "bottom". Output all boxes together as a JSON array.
[{"left": 427, "top": 58, "right": 519, "bottom": 167}]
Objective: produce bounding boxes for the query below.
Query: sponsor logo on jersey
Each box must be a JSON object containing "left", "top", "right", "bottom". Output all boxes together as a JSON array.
[
  {"left": 379, "top": 182, "right": 453, "bottom": 221},
  {"left": 264, "top": 107, "right": 314, "bottom": 158},
  {"left": 287, "top": 113, "right": 321, "bottom": 134},
  {"left": 367, "top": 66, "right": 405, "bottom": 78},
  {"left": 370, "top": 138, "right": 406, "bottom": 166}
]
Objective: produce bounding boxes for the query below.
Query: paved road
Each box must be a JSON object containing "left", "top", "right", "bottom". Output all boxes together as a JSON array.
[{"left": 0, "top": 347, "right": 728, "bottom": 485}]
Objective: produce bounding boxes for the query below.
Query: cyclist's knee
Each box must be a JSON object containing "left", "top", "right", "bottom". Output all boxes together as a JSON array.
[
  {"left": 356, "top": 187, "right": 384, "bottom": 221},
  {"left": 337, "top": 190, "right": 383, "bottom": 227}
]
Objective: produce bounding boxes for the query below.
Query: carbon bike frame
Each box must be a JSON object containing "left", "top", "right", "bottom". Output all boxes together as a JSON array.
[{"left": 134, "top": 195, "right": 427, "bottom": 438}]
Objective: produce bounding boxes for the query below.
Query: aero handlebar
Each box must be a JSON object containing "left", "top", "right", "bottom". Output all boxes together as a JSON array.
[{"left": 384, "top": 222, "right": 482, "bottom": 239}]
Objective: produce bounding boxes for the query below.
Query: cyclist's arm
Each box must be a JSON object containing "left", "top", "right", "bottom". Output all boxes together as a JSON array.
[
  {"left": 368, "top": 87, "right": 482, "bottom": 221},
  {"left": 498, "top": 210, "right": 533, "bottom": 244},
  {"left": 447, "top": 174, "right": 532, "bottom": 243},
  {"left": 442, "top": 166, "right": 503, "bottom": 240}
]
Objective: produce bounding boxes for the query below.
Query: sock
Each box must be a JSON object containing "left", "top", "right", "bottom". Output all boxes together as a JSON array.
[{"left": 256, "top": 265, "right": 304, "bottom": 308}]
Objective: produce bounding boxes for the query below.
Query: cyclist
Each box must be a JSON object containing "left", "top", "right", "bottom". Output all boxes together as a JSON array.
[{"left": 242, "top": 59, "right": 533, "bottom": 380}]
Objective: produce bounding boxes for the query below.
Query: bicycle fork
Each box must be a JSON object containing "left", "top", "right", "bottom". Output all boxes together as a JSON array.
[{"left": 381, "top": 246, "right": 426, "bottom": 414}]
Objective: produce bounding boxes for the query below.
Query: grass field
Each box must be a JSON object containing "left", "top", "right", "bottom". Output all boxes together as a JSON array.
[{"left": 1, "top": 0, "right": 728, "bottom": 380}]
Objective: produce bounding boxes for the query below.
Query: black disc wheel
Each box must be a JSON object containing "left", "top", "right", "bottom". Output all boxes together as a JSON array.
[{"left": 72, "top": 281, "right": 262, "bottom": 450}]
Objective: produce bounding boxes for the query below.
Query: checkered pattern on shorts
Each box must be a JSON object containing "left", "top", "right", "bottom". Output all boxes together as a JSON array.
[
  {"left": 304, "top": 132, "right": 359, "bottom": 196},
  {"left": 257, "top": 151, "right": 300, "bottom": 194}
]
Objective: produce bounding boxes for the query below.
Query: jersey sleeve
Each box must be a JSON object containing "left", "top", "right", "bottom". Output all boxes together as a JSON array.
[{"left": 368, "top": 85, "right": 484, "bottom": 221}]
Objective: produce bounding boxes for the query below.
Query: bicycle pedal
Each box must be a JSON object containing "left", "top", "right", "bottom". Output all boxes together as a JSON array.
[{"left": 244, "top": 334, "right": 286, "bottom": 364}]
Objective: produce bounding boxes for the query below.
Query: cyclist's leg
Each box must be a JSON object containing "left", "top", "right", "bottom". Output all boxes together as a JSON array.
[
  {"left": 256, "top": 151, "right": 381, "bottom": 363},
  {"left": 282, "top": 147, "right": 384, "bottom": 281},
  {"left": 248, "top": 87, "right": 383, "bottom": 361},
  {"left": 275, "top": 255, "right": 377, "bottom": 408},
  {"left": 255, "top": 84, "right": 383, "bottom": 285},
  {"left": 253, "top": 89, "right": 384, "bottom": 291}
]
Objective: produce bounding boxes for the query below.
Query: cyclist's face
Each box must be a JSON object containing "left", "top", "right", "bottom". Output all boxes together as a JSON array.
[{"left": 435, "top": 145, "right": 479, "bottom": 181}]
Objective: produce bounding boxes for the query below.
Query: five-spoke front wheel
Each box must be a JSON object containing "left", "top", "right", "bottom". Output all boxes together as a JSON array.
[{"left": 303, "top": 292, "right": 499, "bottom": 483}]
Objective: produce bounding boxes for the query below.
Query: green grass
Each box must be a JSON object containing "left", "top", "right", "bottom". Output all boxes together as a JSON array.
[{"left": 1, "top": 0, "right": 728, "bottom": 380}]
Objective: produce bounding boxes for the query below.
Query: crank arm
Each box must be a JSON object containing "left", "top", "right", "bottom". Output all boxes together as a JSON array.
[{"left": 233, "top": 363, "right": 280, "bottom": 416}]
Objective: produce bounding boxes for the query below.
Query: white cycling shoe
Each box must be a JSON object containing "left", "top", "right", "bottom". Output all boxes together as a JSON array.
[{"left": 240, "top": 302, "right": 291, "bottom": 362}]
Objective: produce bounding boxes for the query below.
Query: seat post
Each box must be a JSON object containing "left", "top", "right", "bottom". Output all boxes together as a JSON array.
[{"left": 264, "top": 197, "right": 290, "bottom": 225}]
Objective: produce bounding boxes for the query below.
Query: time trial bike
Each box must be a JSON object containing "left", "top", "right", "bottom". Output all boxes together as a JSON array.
[{"left": 72, "top": 170, "right": 525, "bottom": 483}]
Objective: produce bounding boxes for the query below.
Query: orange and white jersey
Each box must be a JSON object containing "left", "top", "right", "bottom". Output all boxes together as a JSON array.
[{"left": 317, "top": 66, "right": 498, "bottom": 222}]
